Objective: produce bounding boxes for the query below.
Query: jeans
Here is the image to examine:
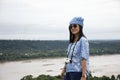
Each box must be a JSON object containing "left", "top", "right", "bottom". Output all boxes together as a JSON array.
[{"left": 64, "top": 72, "right": 88, "bottom": 80}]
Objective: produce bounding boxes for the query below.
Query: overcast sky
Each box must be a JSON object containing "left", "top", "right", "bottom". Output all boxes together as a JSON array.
[{"left": 0, "top": 0, "right": 120, "bottom": 40}]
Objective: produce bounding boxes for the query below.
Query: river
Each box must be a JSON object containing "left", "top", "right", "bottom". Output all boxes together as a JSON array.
[{"left": 0, "top": 54, "right": 120, "bottom": 80}]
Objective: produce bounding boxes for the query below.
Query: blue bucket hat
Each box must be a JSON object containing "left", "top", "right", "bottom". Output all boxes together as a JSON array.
[{"left": 69, "top": 17, "right": 84, "bottom": 27}]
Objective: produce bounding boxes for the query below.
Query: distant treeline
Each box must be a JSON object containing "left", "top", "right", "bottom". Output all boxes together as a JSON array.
[
  {"left": 0, "top": 40, "right": 120, "bottom": 61},
  {"left": 21, "top": 74, "right": 120, "bottom": 80}
]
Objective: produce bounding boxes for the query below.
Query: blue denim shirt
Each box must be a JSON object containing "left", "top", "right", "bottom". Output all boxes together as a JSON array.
[{"left": 66, "top": 37, "right": 89, "bottom": 75}]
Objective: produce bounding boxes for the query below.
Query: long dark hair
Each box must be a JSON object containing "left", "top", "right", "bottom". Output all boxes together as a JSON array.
[{"left": 69, "top": 24, "right": 86, "bottom": 43}]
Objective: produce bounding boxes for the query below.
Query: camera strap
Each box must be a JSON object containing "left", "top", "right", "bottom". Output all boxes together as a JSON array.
[{"left": 67, "top": 42, "right": 77, "bottom": 60}]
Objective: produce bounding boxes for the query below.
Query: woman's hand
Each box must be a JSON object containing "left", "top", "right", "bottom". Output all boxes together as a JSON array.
[
  {"left": 61, "top": 68, "right": 65, "bottom": 79},
  {"left": 80, "top": 76, "right": 86, "bottom": 80},
  {"left": 61, "top": 65, "right": 66, "bottom": 78}
]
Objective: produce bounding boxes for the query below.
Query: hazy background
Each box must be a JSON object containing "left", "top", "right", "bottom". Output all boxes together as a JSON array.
[{"left": 0, "top": 0, "right": 120, "bottom": 40}]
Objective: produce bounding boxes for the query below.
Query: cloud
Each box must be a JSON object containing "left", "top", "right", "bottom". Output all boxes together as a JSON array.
[{"left": 0, "top": 0, "right": 120, "bottom": 40}]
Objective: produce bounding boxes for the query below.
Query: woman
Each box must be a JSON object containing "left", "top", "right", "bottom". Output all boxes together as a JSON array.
[{"left": 61, "top": 17, "right": 89, "bottom": 80}]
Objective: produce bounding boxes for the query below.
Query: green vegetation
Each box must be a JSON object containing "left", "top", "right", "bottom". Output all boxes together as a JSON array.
[
  {"left": 21, "top": 74, "right": 120, "bottom": 80},
  {"left": 0, "top": 40, "right": 120, "bottom": 61},
  {"left": 21, "top": 75, "right": 61, "bottom": 80}
]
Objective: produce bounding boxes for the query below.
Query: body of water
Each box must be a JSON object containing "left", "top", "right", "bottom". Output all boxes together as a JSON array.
[{"left": 0, "top": 54, "right": 120, "bottom": 80}]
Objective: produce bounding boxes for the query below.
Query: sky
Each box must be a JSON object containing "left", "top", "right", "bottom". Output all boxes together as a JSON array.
[{"left": 0, "top": 0, "right": 120, "bottom": 40}]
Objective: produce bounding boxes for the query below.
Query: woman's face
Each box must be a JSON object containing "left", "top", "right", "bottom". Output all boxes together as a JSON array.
[{"left": 70, "top": 24, "right": 80, "bottom": 35}]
